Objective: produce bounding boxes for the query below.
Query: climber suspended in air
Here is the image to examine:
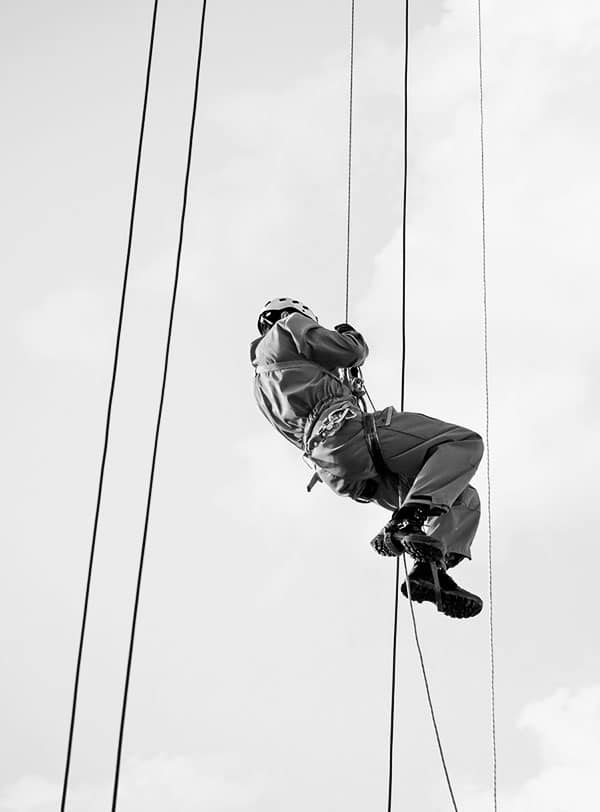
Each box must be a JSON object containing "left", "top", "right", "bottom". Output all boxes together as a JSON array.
[{"left": 250, "top": 298, "right": 484, "bottom": 619}]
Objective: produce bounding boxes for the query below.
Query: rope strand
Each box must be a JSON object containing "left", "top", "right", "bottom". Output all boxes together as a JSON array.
[
  {"left": 386, "top": 0, "right": 411, "bottom": 795},
  {"left": 402, "top": 556, "right": 459, "bottom": 811},
  {"left": 111, "top": 3, "right": 209, "bottom": 808},
  {"left": 389, "top": 1, "right": 460, "bottom": 809},
  {"left": 400, "top": 0, "right": 408, "bottom": 414},
  {"left": 386, "top": 561, "right": 401, "bottom": 812},
  {"left": 60, "top": 3, "right": 159, "bottom": 807},
  {"left": 345, "top": 0, "right": 355, "bottom": 322},
  {"left": 476, "top": 1, "right": 497, "bottom": 808}
]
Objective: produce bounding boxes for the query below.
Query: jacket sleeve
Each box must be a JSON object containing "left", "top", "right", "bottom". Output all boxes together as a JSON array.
[{"left": 284, "top": 314, "right": 369, "bottom": 370}]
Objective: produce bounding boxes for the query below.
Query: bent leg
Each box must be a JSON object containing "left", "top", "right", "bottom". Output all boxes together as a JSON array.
[
  {"left": 375, "top": 409, "right": 484, "bottom": 514},
  {"left": 426, "top": 485, "right": 481, "bottom": 561},
  {"left": 405, "top": 432, "right": 483, "bottom": 512}
]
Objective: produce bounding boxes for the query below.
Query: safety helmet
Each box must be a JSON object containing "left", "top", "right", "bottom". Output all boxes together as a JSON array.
[{"left": 257, "top": 297, "right": 318, "bottom": 335}]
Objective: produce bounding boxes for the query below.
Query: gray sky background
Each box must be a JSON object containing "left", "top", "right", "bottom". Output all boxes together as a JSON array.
[{"left": 1, "top": 0, "right": 599, "bottom": 809}]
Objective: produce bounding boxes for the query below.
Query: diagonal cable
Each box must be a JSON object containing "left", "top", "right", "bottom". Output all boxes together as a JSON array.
[
  {"left": 110, "top": 2, "right": 209, "bottom": 809},
  {"left": 60, "top": 3, "right": 159, "bottom": 808}
]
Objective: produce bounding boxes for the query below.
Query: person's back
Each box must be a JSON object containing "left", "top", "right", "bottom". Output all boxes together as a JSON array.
[{"left": 250, "top": 311, "right": 368, "bottom": 449}]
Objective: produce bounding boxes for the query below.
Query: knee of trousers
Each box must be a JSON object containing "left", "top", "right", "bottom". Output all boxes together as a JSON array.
[
  {"left": 456, "top": 484, "right": 480, "bottom": 513},
  {"left": 466, "top": 432, "right": 484, "bottom": 467}
]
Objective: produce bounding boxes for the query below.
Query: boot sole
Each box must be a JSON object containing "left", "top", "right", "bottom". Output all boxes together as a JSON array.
[
  {"left": 370, "top": 534, "right": 404, "bottom": 557},
  {"left": 402, "top": 579, "right": 483, "bottom": 619}
]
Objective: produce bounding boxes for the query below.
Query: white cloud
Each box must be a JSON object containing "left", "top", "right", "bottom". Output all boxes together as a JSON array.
[
  {"left": 461, "top": 686, "right": 600, "bottom": 812},
  {"left": 5, "top": 2, "right": 600, "bottom": 811},
  {"left": 0, "top": 754, "right": 265, "bottom": 812},
  {"left": 355, "top": 0, "right": 600, "bottom": 547},
  {"left": 0, "top": 776, "right": 56, "bottom": 812},
  {"left": 520, "top": 686, "right": 600, "bottom": 767}
]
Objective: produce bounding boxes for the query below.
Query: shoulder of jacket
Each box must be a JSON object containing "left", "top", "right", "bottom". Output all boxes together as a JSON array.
[
  {"left": 249, "top": 336, "right": 262, "bottom": 363},
  {"left": 283, "top": 312, "right": 319, "bottom": 333}
]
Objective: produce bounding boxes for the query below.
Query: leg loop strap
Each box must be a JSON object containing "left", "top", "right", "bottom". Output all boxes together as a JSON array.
[
  {"left": 363, "top": 412, "right": 392, "bottom": 480},
  {"left": 430, "top": 562, "right": 443, "bottom": 613}
]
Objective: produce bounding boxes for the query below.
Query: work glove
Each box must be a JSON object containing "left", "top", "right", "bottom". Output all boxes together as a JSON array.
[{"left": 334, "top": 323, "right": 359, "bottom": 334}]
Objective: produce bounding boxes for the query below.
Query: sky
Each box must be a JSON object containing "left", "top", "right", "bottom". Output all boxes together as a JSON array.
[{"left": 1, "top": 0, "right": 599, "bottom": 809}]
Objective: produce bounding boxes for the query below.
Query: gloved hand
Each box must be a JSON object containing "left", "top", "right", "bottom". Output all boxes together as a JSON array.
[{"left": 334, "top": 323, "right": 358, "bottom": 334}]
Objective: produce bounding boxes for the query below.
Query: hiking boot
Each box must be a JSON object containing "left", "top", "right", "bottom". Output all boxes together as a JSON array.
[
  {"left": 370, "top": 519, "right": 406, "bottom": 556},
  {"left": 370, "top": 503, "right": 446, "bottom": 563},
  {"left": 401, "top": 562, "right": 483, "bottom": 619},
  {"left": 445, "top": 552, "right": 465, "bottom": 570}
]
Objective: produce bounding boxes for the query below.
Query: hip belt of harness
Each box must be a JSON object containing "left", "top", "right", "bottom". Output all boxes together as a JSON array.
[
  {"left": 363, "top": 412, "right": 393, "bottom": 480},
  {"left": 303, "top": 396, "right": 360, "bottom": 454}
]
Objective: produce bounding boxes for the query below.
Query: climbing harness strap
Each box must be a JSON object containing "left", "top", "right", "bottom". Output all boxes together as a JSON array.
[
  {"left": 306, "top": 471, "right": 321, "bottom": 493},
  {"left": 363, "top": 412, "right": 392, "bottom": 481},
  {"left": 255, "top": 359, "right": 360, "bottom": 493},
  {"left": 343, "top": 365, "right": 369, "bottom": 410},
  {"left": 429, "top": 562, "right": 443, "bottom": 613},
  {"left": 366, "top": 413, "right": 444, "bottom": 617},
  {"left": 306, "top": 405, "right": 394, "bottom": 497},
  {"left": 303, "top": 396, "right": 361, "bottom": 492},
  {"left": 254, "top": 359, "right": 343, "bottom": 383}
]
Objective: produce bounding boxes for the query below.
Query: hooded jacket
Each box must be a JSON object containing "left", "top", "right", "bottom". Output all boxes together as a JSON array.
[{"left": 250, "top": 313, "right": 368, "bottom": 450}]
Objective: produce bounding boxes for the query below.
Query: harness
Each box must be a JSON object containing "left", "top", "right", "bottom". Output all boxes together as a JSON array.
[
  {"left": 342, "top": 366, "right": 394, "bottom": 483},
  {"left": 303, "top": 396, "right": 362, "bottom": 492},
  {"left": 303, "top": 382, "right": 446, "bottom": 606},
  {"left": 305, "top": 374, "right": 395, "bottom": 496},
  {"left": 256, "top": 359, "right": 442, "bottom": 608},
  {"left": 304, "top": 396, "right": 361, "bottom": 454},
  {"left": 254, "top": 360, "right": 359, "bottom": 480},
  {"left": 255, "top": 359, "right": 395, "bottom": 498},
  {"left": 363, "top": 410, "right": 393, "bottom": 481}
]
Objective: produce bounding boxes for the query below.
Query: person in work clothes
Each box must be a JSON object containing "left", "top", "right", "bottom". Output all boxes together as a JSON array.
[{"left": 250, "top": 297, "right": 484, "bottom": 619}]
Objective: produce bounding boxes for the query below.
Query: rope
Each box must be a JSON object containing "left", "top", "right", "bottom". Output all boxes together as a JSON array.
[
  {"left": 400, "top": 0, "right": 408, "bottom": 416},
  {"left": 345, "top": 0, "right": 355, "bottom": 322},
  {"left": 385, "top": 0, "right": 410, "bottom": 805},
  {"left": 402, "top": 557, "right": 460, "bottom": 811},
  {"left": 60, "top": 3, "right": 159, "bottom": 808},
  {"left": 386, "top": 562, "right": 401, "bottom": 812},
  {"left": 476, "top": 2, "right": 498, "bottom": 808},
  {"left": 110, "top": 2, "right": 209, "bottom": 808},
  {"left": 388, "top": 1, "right": 459, "bottom": 809},
  {"left": 385, "top": 0, "right": 410, "bottom": 800}
]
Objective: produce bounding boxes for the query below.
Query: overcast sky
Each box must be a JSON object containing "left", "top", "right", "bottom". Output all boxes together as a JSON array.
[{"left": 2, "top": 0, "right": 599, "bottom": 810}]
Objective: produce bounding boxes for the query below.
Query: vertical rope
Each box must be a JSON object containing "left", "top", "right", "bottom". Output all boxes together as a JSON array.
[
  {"left": 345, "top": 0, "right": 355, "bottom": 323},
  {"left": 386, "top": 562, "right": 401, "bottom": 812},
  {"left": 110, "top": 2, "right": 209, "bottom": 808},
  {"left": 386, "top": 0, "right": 411, "bottom": 805},
  {"left": 476, "top": 1, "right": 497, "bottom": 808},
  {"left": 344, "top": 0, "right": 460, "bottom": 807},
  {"left": 60, "top": 3, "right": 159, "bottom": 808},
  {"left": 402, "top": 557, "right": 459, "bottom": 811},
  {"left": 399, "top": 0, "right": 408, "bottom": 415},
  {"left": 390, "top": 1, "right": 460, "bottom": 809}
]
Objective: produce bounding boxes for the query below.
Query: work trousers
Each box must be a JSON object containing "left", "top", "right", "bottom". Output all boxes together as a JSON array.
[{"left": 309, "top": 407, "right": 484, "bottom": 560}]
